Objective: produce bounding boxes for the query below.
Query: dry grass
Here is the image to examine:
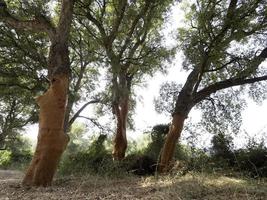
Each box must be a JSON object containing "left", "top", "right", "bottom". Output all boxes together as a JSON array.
[{"left": 0, "top": 170, "right": 266, "bottom": 200}]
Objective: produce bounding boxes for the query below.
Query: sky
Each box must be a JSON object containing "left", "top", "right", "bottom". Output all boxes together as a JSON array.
[{"left": 24, "top": 2, "right": 267, "bottom": 149}]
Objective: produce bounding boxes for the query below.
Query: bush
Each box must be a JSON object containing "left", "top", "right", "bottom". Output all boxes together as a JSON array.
[
  {"left": 210, "top": 132, "right": 235, "bottom": 167},
  {"left": 235, "top": 140, "right": 267, "bottom": 178},
  {"left": 59, "top": 134, "right": 129, "bottom": 177},
  {"left": 0, "top": 150, "right": 12, "bottom": 168},
  {"left": 144, "top": 124, "right": 169, "bottom": 160},
  {"left": 0, "top": 135, "right": 32, "bottom": 169}
]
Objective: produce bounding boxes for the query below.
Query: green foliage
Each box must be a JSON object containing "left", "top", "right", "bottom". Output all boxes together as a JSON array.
[
  {"left": 155, "top": 0, "right": 267, "bottom": 140},
  {"left": 76, "top": 0, "right": 177, "bottom": 124},
  {"left": 59, "top": 134, "right": 110, "bottom": 175},
  {"left": 8, "top": 136, "right": 32, "bottom": 168},
  {"left": 58, "top": 121, "right": 267, "bottom": 178},
  {"left": 144, "top": 124, "right": 169, "bottom": 160},
  {"left": 0, "top": 150, "right": 11, "bottom": 168},
  {"left": 235, "top": 139, "right": 267, "bottom": 178},
  {"left": 0, "top": 21, "right": 47, "bottom": 147},
  {"left": 154, "top": 82, "right": 182, "bottom": 115},
  {"left": 199, "top": 89, "right": 246, "bottom": 136},
  {"left": 0, "top": 135, "right": 32, "bottom": 169},
  {"left": 208, "top": 134, "right": 267, "bottom": 178},
  {"left": 210, "top": 132, "right": 235, "bottom": 166},
  {"left": 59, "top": 130, "right": 129, "bottom": 177},
  {"left": 0, "top": 0, "right": 104, "bottom": 147}
]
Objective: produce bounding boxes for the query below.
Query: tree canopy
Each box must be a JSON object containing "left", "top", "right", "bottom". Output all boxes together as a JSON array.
[{"left": 156, "top": 0, "right": 267, "bottom": 135}]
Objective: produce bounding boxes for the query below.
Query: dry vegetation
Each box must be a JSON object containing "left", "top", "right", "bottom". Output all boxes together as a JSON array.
[{"left": 0, "top": 170, "right": 266, "bottom": 200}]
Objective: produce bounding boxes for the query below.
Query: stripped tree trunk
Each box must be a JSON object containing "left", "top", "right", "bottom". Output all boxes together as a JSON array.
[
  {"left": 159, "top": 114, "right": 186, "bottom": 172},
  {"left": 22, "top": 73, "right": 70, "bottom": 186},
  {"left": 158, "top": 85, "right": 194, "bottom": 172},
  {"left": 111, "top": 71, "right": 132, "bottom": 160},
  {"left": 22, "top": 39, "right": 72, "bottom": 186},
  {"left": 20, "top": 0, "right": 75, "bottom": 186},
  {"left": 112, "top": 97, "right": 129, "bottom": 160}
]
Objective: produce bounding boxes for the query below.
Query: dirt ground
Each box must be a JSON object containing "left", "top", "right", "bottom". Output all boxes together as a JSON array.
[{"left": 0, "top": 170, "right": 266, "bottom": 200}]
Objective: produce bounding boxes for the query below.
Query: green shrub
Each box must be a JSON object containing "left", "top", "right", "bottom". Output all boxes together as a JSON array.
[
  {"left": 0, "top": 150, "right": 12, "bottom": 168},
  {"left": 235, "top": 139, "right": 267, "bottom": 178},
  {"left": 59, "top": 134, "right": 129, "bottom": 177},
  {"left": 144, "top": 124, "right": 169, "bottom": 160},
  {"left": 0, "top": 135, "right": 32, "bottom": 170},
  {"left": 210, "top": 132, "right": 235, "bottom": 167}
]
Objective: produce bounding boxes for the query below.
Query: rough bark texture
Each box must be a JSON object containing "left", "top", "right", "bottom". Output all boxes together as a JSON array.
[
  {"left": 17, "top": 0, "right": 74, "bottom": 186},
  {"left": 22, "top": 74, "right": 69, "bottom": 186},
  {"left": 112, "top": 97, "right": 129, "bottom": 160},
  {"left": 159, "top": 114, "right": 186, "bottom": 172},
  {"left": 18, "top": 0, "right": 74, "bottom": 186}
]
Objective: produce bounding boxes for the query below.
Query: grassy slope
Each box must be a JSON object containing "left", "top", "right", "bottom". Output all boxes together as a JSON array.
[{"left": 0, "top": 170, "right": 266, "bottom": 200}]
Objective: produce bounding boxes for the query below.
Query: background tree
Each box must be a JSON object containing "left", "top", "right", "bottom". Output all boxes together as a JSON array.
[
  {"left": 157, "top": 0, "right": 267, "bottom": 171},
  {"left": 75, "top": 0, "right": 175, "bottom": 160}
]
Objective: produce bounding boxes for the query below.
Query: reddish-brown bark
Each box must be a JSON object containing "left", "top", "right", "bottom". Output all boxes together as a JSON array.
[
  {"left": 159, "top": 114, "right": 186, "bottom": 172},
  {"left": 22, "top": 74, "right": 69, "bottom": 186},
  {"left": 112, "top": 97, "right": 129, "bottom": 160}
]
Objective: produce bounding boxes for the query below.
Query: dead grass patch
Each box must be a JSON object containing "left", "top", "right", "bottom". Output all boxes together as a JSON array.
[{"left": 0, "top": 170, "right": 266, "bottom": 200}]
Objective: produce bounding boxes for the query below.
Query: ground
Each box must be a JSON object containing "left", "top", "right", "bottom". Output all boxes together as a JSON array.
[{"left": 0, "top": 170, "right": 266, "bottom": 200}]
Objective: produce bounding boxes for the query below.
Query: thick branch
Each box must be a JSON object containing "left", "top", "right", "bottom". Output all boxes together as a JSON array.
[
  {"left": 204, "top": 57, "right": 239, "bottom": 73},
  {"left": 0, "top": 1, "right": 56, "bottom": 39},
  {"left": 57, "top": 0, "right": 75, "bottom": 42},
  {"left": 118, "top": 1, "right": 151, "bottom": 58},
  {"left": 86, "top": 9, "right": 106, "bottom": 38},
  {"left": 194, "top": 47, "right": 267, "bottom": 103},
  {"left": 194, "top": 75, "right": 267, "bottom": 104}
]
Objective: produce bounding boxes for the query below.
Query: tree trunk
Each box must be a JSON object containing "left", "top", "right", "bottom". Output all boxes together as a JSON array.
[
  {"left": 159, "top": 114, "right": 186, "bottom": 172},
  {"left": 1, "top": 0, "right": 74, "bottom": 187},
  {"left": 112, "top": 97, "right": 129, "bottom": 160},
  {"left": 22, "top": 73, "right": 69, "bottom": 186}
]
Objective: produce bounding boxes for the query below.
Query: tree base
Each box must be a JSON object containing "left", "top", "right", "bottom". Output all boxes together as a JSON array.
[
  {"left": 159, "top": 114, "right": 186, "bottom": 172},
  {"left": 22, "top": 129, "right": 69, "bottom": 187}
]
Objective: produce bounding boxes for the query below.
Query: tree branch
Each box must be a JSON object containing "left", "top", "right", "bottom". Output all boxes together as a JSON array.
[
  {"left": 194, "top": 75, "right": 267, "bottom": 104},
  {"left": 86, "top": 9, "right": 107, "bottom": 38},
  {"left": 76, "top": 115, "right": 110, "bottom": 132},
  {"left": 118, "top": 1, "right": 151, "bottom": 58},
  {"left": 204, "top": 57, "right": 239, "bottom": 72},
  {"left": 0, "top": 1, "right": 56, "bottom": 39},
  {"left": 68, "top": 99, "right": 101, "bottom": 127},
  {"left": 57, "top": 0, "right": 75, "bottom": 42},
  {"left": 108, "top": 0, "right": 127, "bottom": 43}
]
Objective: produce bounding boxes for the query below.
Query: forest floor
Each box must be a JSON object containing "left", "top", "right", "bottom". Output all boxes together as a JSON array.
[{"left": 0, "top": 169, "right": 266, "bottom": 200}]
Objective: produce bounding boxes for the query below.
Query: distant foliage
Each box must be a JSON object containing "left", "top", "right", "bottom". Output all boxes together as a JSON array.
[
  {"left": 210, "top": 132, "right": 235, "bottom": 166},
  {"left": 154, "top": 82, "right": 182, "bottom": 115},
  {"left": 59, "top": 133, "right": 114, "bottom": 175},
  {"left": 209, "top": 133, "right": 267, "bottom": 178},
  {"left": 235, "top": 139, "right": 267, "bottom": 178},
  {"left": 0, "top": 135, "right": 32, "bottom": 169},
  {"left": 144, "top": 124, "right": 169, "bottom": 159},
  {"left": 58, "top": 123, "right": 267, "bottom": 178}
]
